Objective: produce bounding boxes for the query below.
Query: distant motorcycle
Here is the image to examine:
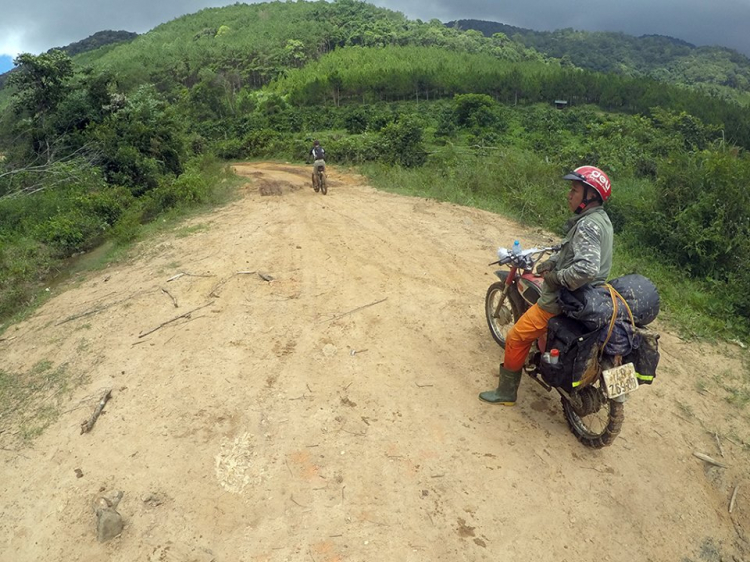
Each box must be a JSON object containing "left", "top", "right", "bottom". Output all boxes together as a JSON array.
[
  {"left": 485, "top": 242, "right": 659, "bottom": 448},
  {"left": 312, "top": 162, "right": 327, "bottom": 195}
]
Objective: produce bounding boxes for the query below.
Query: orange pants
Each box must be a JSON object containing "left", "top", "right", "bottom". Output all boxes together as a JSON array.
[{"left": 504, "top": 304, "right": 556, "bottom": 371}]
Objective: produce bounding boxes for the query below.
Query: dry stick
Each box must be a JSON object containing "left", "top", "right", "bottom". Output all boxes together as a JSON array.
[
  {"left": 57, "top": 307, "right": 105, "bottom": 326},
  {"left": 80, "top": 389, "right": 112, "bottom": 434},
  {"left": 208, "top": 271, "right": 256, "bottom": 297},
  {"left": 161, "top": 287, "right": 178, "bottom": 308},
  {"left": 138, "top": 302, "right": 214, "bottom": 338},
  {"left": 167, "top": 272, "right": 214, "bottom": 282},
  {"left": 693, "top": 452, "right": 728, "bottom": 468},
  {"left": 730, "top": 484, "right": 740, "bottom": 513},
  {"left": 715, "top": 433, "right": 725, "bottom": 458},
  {"left": 57, "top": 290, "right": 148, "bottom": 326},
  {"left": 319, "top": 297, "right": 388, "bottom": 325},
  {"left": 290, "top": 495, "right": 307, "bottom": 508}
]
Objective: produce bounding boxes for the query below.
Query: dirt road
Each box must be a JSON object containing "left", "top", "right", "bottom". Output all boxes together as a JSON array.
[{"left": 1, "top": 162, "right": 748, "bottom": 561}]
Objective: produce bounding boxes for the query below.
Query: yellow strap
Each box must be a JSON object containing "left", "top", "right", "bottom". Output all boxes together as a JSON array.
[
  {"left": 599, "top": 285, "right": 619, "bottom": 356},
  {"left": 599, "top": 284, "right": 636, "bottom": 358}
]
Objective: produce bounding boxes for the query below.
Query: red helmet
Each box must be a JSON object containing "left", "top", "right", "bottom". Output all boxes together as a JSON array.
[{"left": 563, "top": 165, "right": 611, "bottom": 203}]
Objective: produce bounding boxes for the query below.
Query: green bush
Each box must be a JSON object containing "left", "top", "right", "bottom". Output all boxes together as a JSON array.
[
  {"left": 213, "top": 138, "right": 245, "bottom": 159},
  {"left": 380, "top": 116, "right": 427, "bottom": 167}
]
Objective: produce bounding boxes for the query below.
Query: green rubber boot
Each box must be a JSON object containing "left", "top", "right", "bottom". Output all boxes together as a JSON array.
[{"left": 479, "top": 366, "right": 522, "bottom": 405}]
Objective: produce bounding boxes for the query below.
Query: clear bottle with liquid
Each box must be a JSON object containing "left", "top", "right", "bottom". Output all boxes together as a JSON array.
[{"left": 512, "top": 240, "right": 522, "bottom": 255}]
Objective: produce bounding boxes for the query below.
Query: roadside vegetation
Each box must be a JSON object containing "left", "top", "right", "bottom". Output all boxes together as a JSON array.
[{"left": 1, "top": 0, "right": 749, "bottom": 342}]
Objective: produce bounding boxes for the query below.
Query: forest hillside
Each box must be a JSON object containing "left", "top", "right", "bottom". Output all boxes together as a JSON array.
[
  {"left": 1, "top": 0, "right": 749, "bottom": 342},
  {"left": 449, "top": 18, "right": 750, "bottom": 102}
]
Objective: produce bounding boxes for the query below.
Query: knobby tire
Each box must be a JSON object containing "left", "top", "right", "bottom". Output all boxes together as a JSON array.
[{"left": 561, "top": 396, "right": 624, "bottom": 448}]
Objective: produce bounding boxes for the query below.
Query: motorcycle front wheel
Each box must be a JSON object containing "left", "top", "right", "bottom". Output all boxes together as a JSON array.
[
  {"left": 485, "top": 277, "right": 521, "bottom": 348},
  {"left": 561, "top": 381, "right": 624, "bottom": 448}
]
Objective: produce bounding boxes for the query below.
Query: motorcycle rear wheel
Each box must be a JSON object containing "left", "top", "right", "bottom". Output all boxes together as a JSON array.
[
  {"left": 485, "top": 278, "right": 521, "bottom": 348},
  {"left": 320, "top": 171, "right": 327, "bottom": 195},
  {"left": 561, "top": 383, "right": 624, "bottom": 448}
]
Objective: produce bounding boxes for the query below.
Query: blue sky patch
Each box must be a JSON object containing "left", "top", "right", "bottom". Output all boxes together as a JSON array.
[{"left": 0, "top": 54, "right": 13, "bottom": 73}]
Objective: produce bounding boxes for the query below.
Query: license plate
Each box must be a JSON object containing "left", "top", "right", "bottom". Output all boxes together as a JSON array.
[{"left": 602, "top": 363, "right": 639, "bottom": 399}]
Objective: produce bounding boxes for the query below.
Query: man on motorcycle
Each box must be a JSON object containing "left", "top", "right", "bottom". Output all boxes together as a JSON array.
[
  {"left": 310, "top": 139, "right": 326, "bottom": 188},
  {"left": 479, "top": 166, "right": 614, "bottom": 405}
]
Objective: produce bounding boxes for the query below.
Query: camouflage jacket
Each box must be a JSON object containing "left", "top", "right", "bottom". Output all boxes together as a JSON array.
[{"left": 537, "top": 206, "right": 613, "bottom": 314}]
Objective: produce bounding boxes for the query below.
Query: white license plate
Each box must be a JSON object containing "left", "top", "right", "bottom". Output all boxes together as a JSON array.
[{"left": 602, "top": 363, "right": 639, "bottom": 398}]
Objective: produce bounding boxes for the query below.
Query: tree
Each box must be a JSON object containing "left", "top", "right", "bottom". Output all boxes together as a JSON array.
[{"left": 8, "top": 51, "right": 74, "bottom": 119}]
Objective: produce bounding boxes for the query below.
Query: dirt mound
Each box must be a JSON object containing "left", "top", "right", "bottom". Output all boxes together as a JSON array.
[{"left": 1, "top": 162, "right": 748, "bottom": 561}]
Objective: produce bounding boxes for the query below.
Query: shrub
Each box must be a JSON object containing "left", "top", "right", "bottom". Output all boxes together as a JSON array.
[{"left": 379, "top": 116, "right": 427, "bottom": 167}]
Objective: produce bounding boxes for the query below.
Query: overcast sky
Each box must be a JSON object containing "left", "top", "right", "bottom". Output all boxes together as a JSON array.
[{"left": 1, "top": 0, "right": 749, "bottom": 73}]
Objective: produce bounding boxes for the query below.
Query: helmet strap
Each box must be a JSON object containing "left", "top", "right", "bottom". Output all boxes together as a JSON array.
[{"left": 575, "top": 186, "right": 601, "bottom": 214}]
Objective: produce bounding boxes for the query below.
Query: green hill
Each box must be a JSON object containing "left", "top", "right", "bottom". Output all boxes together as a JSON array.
[
  {"left": 448, "top": 19, "right": 750, "bottom": 101},
  {"left": 71, "top": 1, "right": 543, "bottom": 92},
  {"left": 2, "top": 0, "right": 750, "bottom": 337},
  {"left": 0, "top": 30, "right": 137, "bottom": 89}
]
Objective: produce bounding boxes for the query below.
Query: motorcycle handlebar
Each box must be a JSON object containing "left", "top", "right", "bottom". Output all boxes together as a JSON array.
[{"left": 490, "top": 244, "right": 560, "bottom": 269}]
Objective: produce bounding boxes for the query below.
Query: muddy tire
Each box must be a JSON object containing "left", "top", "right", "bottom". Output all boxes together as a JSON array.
[
  {"left": 485, "top": 277, "right": 521, "bottom": 348},
  {"left": 562, "top": 392, "right": 624, "bottom": 449},
  {"left": 320, "top": 172, "right": 327, "bottom": 195}
]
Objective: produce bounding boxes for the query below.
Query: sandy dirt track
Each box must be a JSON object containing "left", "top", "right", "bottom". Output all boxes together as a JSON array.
[{"left": 1, "top": 162, "right": 749, "bottom": 562}]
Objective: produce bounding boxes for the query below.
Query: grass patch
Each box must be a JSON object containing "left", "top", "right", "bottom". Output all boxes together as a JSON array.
[
  {"left": 0, "top": 361, "right": 86, "bottom": 446},
  {"left": 175, "top": 223, "right": 210, "bottom": 238},
  {"left": 0, "top": 160, "right": 242, "bottom": 336}
]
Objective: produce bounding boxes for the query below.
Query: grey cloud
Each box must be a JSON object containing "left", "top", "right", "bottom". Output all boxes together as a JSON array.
[
  {"left": 0, "top": 1, "right": 230, "bottom": 55},
  {"left": 373, "top": 0, "right": 750, "bottom": 55}
]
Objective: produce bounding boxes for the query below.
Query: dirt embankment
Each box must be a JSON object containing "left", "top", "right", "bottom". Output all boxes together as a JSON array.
[{"left": 1, "top": 162, "right": 749, "bottom": 562}]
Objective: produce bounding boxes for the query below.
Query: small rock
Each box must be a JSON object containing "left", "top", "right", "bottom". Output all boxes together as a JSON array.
[
  {"left": 94, "top": 491, "right": 124, "bottom": 542},
  {"left": 74, "top": 468, "right": 84, "bottom": 478},
  {"left": 96, "top": 508, "right": 124, "bottom": 542}
]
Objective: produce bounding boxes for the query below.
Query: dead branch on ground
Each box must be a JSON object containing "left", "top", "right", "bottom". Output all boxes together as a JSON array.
[
  {"left": 57, "top": 290, "right": 148, "bottom": 326},
  {"left": 138, "top": 302, "right": 214, "bottom": 338},
  {"left": 208, "top": 271, "right": 257, "bottom": 297},
  {"left": 319, "top": 297, "right": 388, "bottom": 324},
  {"left": 167, "top": 272, "right": 214, "bottom": 282},
  {"left": 693, "top": 452, "right": 727, "bottom": 468},
  {"left": 80, "top": 389, "right": 112, "bottom": 434},
  {"left": 730, "top": 484, "right": 740, "bottom": 513},
  {"left": 161, "top": 287, "right": 178, "bottom": 308}
]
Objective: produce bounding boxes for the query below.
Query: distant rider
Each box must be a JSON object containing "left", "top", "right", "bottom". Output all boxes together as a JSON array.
[
  {"left": 479, "top": 166, "right": 614, "bottom": 405},
  {"left": 310, "top": 140, "right": 326, "bottom": 189}
]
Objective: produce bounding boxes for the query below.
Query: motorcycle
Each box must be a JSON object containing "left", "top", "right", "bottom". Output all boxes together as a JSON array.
[
  {"left": 312, "top": 162, "right": 327, "bottom": 195},
  {"left": 485, "top": 242, "right": 644, "bottom": 448}
]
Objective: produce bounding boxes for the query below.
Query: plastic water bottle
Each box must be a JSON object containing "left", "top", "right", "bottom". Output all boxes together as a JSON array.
[
  {"left": 549, "top": 349, "right": 560, "bottom": 365},
  {"left": 512, "top": 240, "right": 522, "bottom": 255}
]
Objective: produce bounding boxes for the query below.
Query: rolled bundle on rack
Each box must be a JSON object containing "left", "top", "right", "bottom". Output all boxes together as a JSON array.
[{"left": 609, "top": 274, "right": 660, "bottom": 326}]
